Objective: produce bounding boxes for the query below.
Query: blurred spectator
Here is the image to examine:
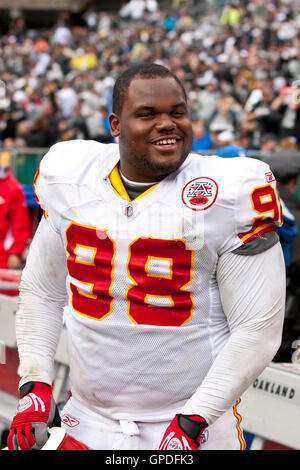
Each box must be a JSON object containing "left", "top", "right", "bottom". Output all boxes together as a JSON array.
[
  {"left": 270, "top": 86, "right": 300, "bottom": 145},
  {"left": 15, "top": 120, "right": 33, "bottom": 146},
  {"left": 231, "top": 71, "right": 251, "bottom": 107},
  {"left": 209, "top": 93, "right": 242, "bottom": 136},
  {"left": 0, "top": 151, "right": 31, "bottom": 269},
  {"left": 39, "top": 101, "right": 60, "bottom": 146},
  {"left": 99, "top": 105, "right": 114, "bottom": 143},
  {"left": 215, "top": 130, "right": 249, "bottom": 158},
  {"left": 0, "top": 111, "right": 16, "bottom": 141},
  {"left": 85, "top": 104, "right": 113, "bottom": 143},
  {"left": 53, "top": 20, "right": 72, "bottom": 45},
  {"left": 25, "top": 117, "right": 52, "bottom": 148},
  {"left": 55, "top": 82, "right": 78, "bottom": 119},
  {"left": 194, "top": 79, "right": 221, "bottom": 122},
  {"left": 65, "top": 101, "right": 89, "bottom": 140},
  {"left": 220, "top": 3, "right": 241, "bottom": 27},
  {"left": 234, "top": 118, "right": 256, "bottom": 150},
  {"left": 191, "top": 119, "right": 212, "bottom": 151},
  {"left": 82, "top": 9, "right": 99, "bottom": 31},
  {"left": 244, "top": 85, "right": 283, "bottom": 142},
  {"left": 260, "top": 133, "right": 279, "bottom": 153},
  {"left": 120, "top": 0, "right": 147, "bottom": 20},
  {"left": 279, "top": 136, "right": 299, "bottom": 151}
]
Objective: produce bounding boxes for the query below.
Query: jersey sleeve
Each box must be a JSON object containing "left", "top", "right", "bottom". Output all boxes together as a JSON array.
[
  {"left": 224, "top": 159, "right": 283, "bottom": 256},
  {"left": 33, "top": 143, "right": 64, "bottom": 232},
  {"left": 33, "top": 140, "right": 107, "bottom": 232},
  {"left": 236, "top": 160, "right": 282, "bottom": 245}
]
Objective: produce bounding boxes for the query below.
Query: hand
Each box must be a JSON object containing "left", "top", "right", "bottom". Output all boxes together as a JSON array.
[
  {"left": 159, "top": 414, "right": 208, "bottom": 450},
  {"left": 7, "top": 382, "right": 61, "bottom": 450}
]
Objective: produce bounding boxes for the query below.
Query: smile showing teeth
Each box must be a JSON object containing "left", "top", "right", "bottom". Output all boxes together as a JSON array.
[{"left": 155, "top": 138, "right": 177, "bottom": 145}]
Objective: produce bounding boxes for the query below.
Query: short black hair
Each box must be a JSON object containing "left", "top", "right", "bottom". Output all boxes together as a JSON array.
[{"left": 112, "top": 63, "right": 187, "bottom": 116}]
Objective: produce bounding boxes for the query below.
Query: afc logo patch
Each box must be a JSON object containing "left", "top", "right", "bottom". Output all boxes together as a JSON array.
[{"left": 182, "top": 177, "right": 218, "bottom": 211}]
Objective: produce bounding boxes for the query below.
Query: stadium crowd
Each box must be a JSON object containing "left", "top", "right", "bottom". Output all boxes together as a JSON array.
[
  {"left": 1, "top": 1, "right": 300, "bottom": 280},
  {"left": 0, "top": 0, "right": 300, "bottom": 153}
]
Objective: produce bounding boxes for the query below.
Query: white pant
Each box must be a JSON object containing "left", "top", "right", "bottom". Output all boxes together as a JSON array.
[{"left": 60, "top": 397, "right": 246, "bottom": 450}]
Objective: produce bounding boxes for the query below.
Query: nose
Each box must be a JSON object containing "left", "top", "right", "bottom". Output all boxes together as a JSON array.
[{"left": 155, "top": 113, "right": 176, "bottom": 131}]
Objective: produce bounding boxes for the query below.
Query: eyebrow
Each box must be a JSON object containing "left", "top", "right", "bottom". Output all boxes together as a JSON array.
[{"left": 135, "top": 102, "right": 187, "bottom": 111}]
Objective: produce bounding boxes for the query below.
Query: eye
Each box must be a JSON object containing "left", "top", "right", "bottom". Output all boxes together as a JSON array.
[
  {"left": 172, "top": 110, "right": 185, "bottom": 117},
  {"left": 139, "top": 112, "right": 155, "bottom": 119}
]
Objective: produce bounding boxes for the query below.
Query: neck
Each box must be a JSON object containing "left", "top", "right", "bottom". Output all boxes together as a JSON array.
[{"left": 119, "top": 168, "right": 158, "bottom": 200}]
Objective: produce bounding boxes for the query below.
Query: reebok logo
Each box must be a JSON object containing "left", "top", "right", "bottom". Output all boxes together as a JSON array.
[{"left": 61, "top": 413, "right": 80, "bottom": 428}]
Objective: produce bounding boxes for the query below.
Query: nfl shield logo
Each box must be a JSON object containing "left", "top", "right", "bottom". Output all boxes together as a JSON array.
[{"left": 124, "top": 204, "right": 134, "bottom": 217}]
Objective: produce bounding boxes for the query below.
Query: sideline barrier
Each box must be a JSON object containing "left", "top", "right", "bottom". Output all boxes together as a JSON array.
[{"left": 239, "top": 362, "right": 300, "bottom": 450}]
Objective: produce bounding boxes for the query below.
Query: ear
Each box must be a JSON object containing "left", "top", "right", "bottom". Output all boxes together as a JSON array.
[{"left": 109, "top": 113, "right": 120, "bottom": 137}]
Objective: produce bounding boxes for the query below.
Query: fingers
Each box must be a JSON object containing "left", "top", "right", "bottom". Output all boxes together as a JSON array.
[
  {"left": 7, "top": 426, "right": 36, "bottom": 450},
  {"left": 16, "top": 428, "right": 30, "bottom": 450},
  {"left": 7, "top": 429, "right": 17, "bottom": 450},
  {"left": 24, "top": 426, "right": 36, "bottom": 449}
]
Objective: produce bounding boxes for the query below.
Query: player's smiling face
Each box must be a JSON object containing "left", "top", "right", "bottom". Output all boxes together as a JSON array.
[{"left": 109, "top": 76, "right": 193, "bottom": 182}]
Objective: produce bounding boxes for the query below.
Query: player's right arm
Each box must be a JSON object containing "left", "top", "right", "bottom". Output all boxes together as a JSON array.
[
  {"left": 16, "top": 214, "right": 68, "bottom": 387},
  {"left": 8, "top": 140, "right": 109, "bottom": 450},
  {"left": 8, "top": 215, "right": 68, "bottom": 450}
]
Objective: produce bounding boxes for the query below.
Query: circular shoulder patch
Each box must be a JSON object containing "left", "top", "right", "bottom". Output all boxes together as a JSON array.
[{"left": 182, "top": 177, "right": 218, "bottom": 210}]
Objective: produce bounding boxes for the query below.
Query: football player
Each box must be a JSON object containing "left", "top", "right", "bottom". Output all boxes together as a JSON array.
[{"left": 7, "top": 63, "right": 285, "bottom": 450}]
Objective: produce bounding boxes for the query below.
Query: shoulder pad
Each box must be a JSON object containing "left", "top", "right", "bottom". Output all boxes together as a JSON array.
[{"left": 39, "top": 140, "right": 109, "bottom": 182}]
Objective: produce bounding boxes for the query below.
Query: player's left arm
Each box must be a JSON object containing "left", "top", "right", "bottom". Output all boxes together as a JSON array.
[
  {"left": 183, "top": 163, "right": 285, "bottom": 424},
  {"left": 182, "top": 241, "right": 285, "bottom": 417},
  {"left": 159, "top": 242, "right": 286, "bottom": 449},
  {"left": 159, "top": 161, "right": 286, "bottom": 450}
]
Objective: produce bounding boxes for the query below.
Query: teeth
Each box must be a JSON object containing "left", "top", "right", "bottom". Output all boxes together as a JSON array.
[{"left": 155, "top": 139, "right": 176, "bottom": 145}]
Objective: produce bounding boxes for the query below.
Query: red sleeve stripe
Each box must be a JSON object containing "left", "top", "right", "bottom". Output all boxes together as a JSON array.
[{"left": 238, "top": 222, "right": 276, "bottom": 244}]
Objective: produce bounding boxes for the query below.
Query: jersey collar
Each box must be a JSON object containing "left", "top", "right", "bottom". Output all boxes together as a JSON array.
[{"left": 109, "top": 165, "right": 158, "bottom": 202}]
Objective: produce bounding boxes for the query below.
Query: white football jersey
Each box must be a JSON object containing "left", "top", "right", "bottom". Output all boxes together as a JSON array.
[{"left": 34, "top": 140, "right": 282, "bottom": 421}]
